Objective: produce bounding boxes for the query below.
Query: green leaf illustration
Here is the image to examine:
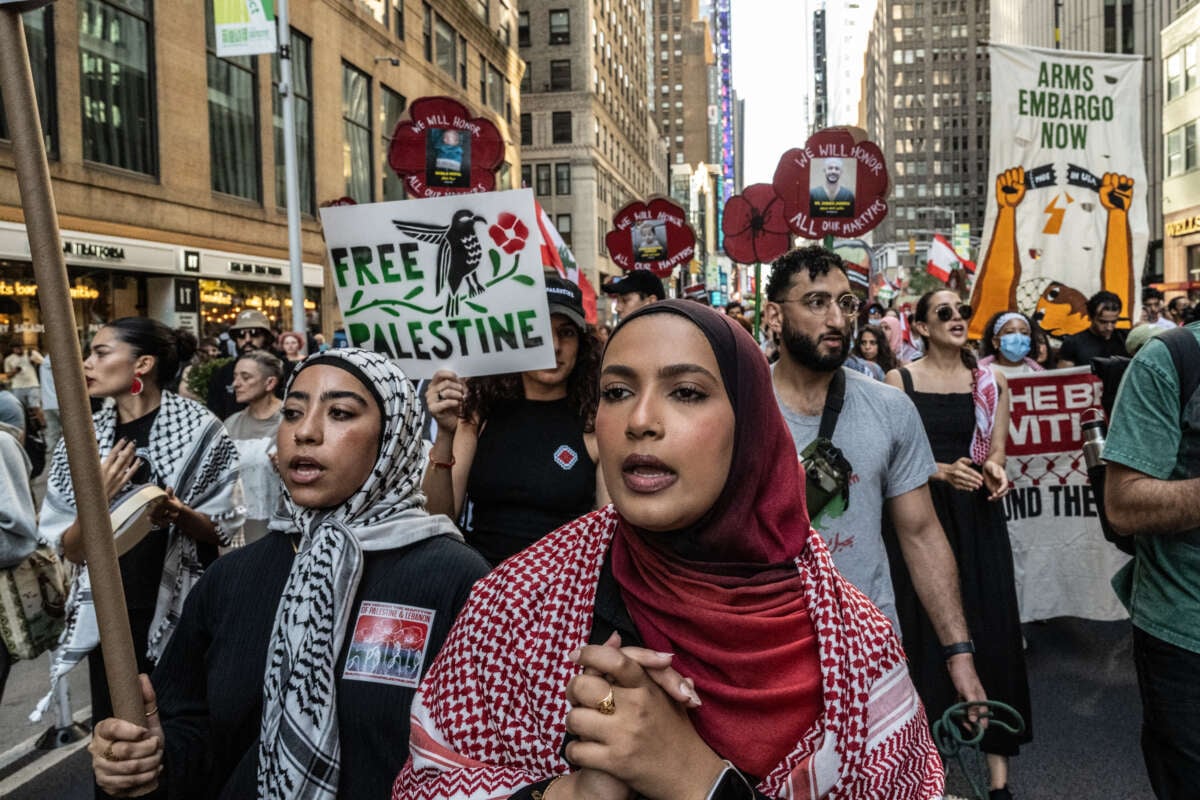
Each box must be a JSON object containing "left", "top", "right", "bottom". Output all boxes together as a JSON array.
[
  {"left": 351, "top": 289, "right": 364, "bottom": 308},
  {"left": 465, "top": 300, "right": 488, "bottom": 314},
  {"left": 489, "top": 249, "right": 502, "bottom": 277},
  {"left": 404, "top": 286, "right": 424, "bottom": 300},
  {"left": 381, "top": 306, "right": 401, "bottom": 317},
  {"left": 512, "top": 274, "right": 535, "bottom": 286}
]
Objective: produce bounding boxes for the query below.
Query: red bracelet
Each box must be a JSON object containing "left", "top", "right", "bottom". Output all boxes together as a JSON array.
[{"left": 429, "top": 454, "right": 455, "bottom": 470}]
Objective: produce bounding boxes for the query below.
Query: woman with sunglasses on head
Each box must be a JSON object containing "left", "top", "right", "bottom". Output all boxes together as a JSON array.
[
  {"left": 37, "top": 318, "right": 245, "bottom": 798},
  {"left": 395, "top": 301, "right": 943, "bottom": 800},
  {"left": 89, "top": 349, "right": 490, "bottom": 800},
  {"left": 884, "top": 291, "right": 1031, "bottom": 800},
  {"left": 978, "top": 311, "right": 1044, "bottom": 377}
]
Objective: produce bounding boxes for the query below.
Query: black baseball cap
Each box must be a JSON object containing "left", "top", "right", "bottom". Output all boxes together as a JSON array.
[
  {"left": 545, "top": 275, "right": 587, "bottom": 329},
  {"left": 602, "top": 270, "right": 666, "bottom": 300}
]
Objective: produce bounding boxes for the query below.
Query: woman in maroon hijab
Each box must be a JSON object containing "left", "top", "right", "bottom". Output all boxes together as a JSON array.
[{"left": 393, "top": 301, "right": 943, "bottom": 800}]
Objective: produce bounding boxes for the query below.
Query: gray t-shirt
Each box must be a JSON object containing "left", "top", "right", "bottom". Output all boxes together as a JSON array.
[
  {"left": 223, "top": 408, "right": 282, "bottom": 441},
  {"left": 775, "top": 366, "right": 936, "bottom": 629}
]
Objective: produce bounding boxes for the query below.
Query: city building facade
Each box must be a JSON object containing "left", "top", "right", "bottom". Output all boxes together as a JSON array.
[
  {"left": 518, "top": 0, "right": 668, "bottom": 317},
  {"left": 0, "top": 0, "right": 522, "bottom": 352},
  {"left": 1161, "top": 0, "right": 1200, "bottom": 299}
]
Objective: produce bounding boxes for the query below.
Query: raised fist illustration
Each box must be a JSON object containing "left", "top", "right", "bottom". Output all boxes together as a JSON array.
[
  {"left": 1100, "top": 173, "right": 1133, "bottom": 212},
  {"left": 996, "top": 167, "right": 1026, "bottom": 209}
]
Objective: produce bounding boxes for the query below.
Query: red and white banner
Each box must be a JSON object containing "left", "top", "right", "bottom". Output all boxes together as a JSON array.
[
  {"left": 536, "top": 202, "right": 598, "bottom": 325},
  {"left": 926, "top": 234, "right": 975, "bottom": 283},
  {"left": 1003, "top": 367, "right": 1129, "bottom": 622}
]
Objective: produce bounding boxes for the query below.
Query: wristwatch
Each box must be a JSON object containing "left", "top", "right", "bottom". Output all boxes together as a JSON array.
[
  {"left": 706, "top": 761, "right": 757, "bottom": 800},
  {"left": 942, "top": 640, "right": 975, "bottom": 660}
]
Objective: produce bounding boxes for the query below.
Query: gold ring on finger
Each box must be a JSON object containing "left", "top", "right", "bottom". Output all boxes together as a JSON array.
[
  {"left": 103, "top": 743, "right": 121, "bottom": 762},
  {"left": 596, "top": 689, "right": 616, "bottom": 715}
]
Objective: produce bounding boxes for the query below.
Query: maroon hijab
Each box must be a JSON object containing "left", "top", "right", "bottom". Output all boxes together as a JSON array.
[{"left": 607, "top": 300, "right": 823, "bottom": 778}]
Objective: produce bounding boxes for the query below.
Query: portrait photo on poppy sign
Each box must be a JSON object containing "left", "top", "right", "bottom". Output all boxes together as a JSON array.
[
  {"left": 426, "top": 128, "right": 472, "bottom": 189},
  {"left": 809, "top": 157, "right": 857, "bottom": 218}
]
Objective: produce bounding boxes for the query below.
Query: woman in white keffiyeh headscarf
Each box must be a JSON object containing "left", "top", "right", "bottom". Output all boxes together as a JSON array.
[{"left": 89, "top": 348, "right": 489, "bottom": 800}]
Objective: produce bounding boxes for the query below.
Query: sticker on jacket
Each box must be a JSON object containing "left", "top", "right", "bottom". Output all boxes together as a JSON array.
[{"left": 343, "top": 602, "right": 435, "bottom": 688}]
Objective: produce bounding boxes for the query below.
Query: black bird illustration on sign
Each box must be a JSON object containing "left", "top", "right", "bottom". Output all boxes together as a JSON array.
[{"left": 392, "top": 209, "right": 487, "bottom": 315}]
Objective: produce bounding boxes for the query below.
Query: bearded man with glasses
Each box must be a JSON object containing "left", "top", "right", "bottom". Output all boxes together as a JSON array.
[
  {"left": 765, "top": 245, "right": 987, "bottom": 719},
  {"left": 207, "top": 310, "right": 282, "bottom": 420}
]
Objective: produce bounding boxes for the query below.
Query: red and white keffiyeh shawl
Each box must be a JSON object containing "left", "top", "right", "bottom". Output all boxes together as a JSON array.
[
  {"left": 970, "top": 366, "right": 1001, "bottom": 465},
  {"left": 392, "top": 506, "right": 943, "bottom": 800}
]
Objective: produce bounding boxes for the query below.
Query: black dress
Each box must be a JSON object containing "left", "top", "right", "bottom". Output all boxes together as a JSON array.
[{"left": 888, "top": 369, "right": 1032, "bottom": 756}]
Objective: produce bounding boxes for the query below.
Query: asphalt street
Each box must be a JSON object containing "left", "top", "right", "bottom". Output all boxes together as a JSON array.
[{"left": 0, "top": 616, "right": 1154, "bottom": 799}]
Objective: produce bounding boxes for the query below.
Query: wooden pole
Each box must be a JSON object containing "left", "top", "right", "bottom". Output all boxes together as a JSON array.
[{"left": 0, "top": 6, "right": 147, "bottom": 734}]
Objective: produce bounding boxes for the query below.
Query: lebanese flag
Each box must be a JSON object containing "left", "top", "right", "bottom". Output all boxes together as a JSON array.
[
  {"left": 536, "top": 202, "right": 598, "bottom": 324},
  {"left": 926, "top": 234, "right": 975, "bottom": 282}
]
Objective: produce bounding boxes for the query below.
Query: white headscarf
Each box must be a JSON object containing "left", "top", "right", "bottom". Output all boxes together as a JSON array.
[{"left": 256, "top": 349, "right": 460, "bottom": 800}]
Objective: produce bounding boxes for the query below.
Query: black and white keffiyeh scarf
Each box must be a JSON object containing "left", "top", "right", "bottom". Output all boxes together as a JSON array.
[
  {"left": 33, "top": 391, "right": 245, "bottom": 720},
  {"left": 256, "top": 349, "right": 461, "bottom": 800}
]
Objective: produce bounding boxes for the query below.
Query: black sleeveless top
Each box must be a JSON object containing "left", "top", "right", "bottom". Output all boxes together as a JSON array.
[{"left": 463, "top": 397, "right": 595, "bottom": 565}]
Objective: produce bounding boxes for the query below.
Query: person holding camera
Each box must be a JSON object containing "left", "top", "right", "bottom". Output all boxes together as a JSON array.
[
  {"left": 884, "top": 289, "right": 1031, "bottom": 800},
  {"left": 763, "top": 248, "right": 987, "bottom": 719}
]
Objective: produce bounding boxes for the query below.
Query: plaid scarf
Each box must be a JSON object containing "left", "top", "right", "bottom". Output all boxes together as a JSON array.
[
  {"left": 394, "top": 507, "right": 943, "bottom": 800},
  {"left": 32, "top": 391, "right": 244, "bottom": 720},
  {"left": 256, "top": 349, "right": 461, "bottom": 800}
]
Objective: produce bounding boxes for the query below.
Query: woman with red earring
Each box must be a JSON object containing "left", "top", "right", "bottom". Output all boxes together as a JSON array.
[{"left": 36, "top": 318, "right": 245, "bottom": 799}]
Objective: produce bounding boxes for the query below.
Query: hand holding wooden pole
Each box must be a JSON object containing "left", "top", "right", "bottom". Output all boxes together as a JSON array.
[{"left": 0, "top": 6, "right": 154, "bottom": 792}]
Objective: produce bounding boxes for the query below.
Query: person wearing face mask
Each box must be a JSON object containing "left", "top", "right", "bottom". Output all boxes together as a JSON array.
[
  {"left": 395, "top": 301, "right": 943, "bottom": 800},
  {"left": 978, "top": 312, "right": 1045, "bottom": 377}
]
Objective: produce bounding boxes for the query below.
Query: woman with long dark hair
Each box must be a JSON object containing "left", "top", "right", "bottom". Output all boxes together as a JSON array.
[
  {"left": 884, "top": 290, "right": 1031, "bottom": 800},
  {"left": 978, "top": 311, "right": 1044, "bottom": 376},
  {"left": 37, "top": 318, "right": 245, "bottom": 795},
  {"left": 89, "top": 349, "right": 489, "bottom": 799},
  {"left": 423, "top": 277, "right": 607, "bottom": 566},
  {"left": 395, "top": 301, "right": 943, "bottom": 800},
  {"left": 854, "top": 323, "right": 898, "bottom": 374}
]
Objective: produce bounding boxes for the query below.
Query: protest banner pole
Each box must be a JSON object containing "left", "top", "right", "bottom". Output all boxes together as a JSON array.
[
  {"left": 276, "top": 0, "right": 308, "bottom": 344},
  {"left": 753, "top": 261, "right": 763, "bottom": 343},
  {"left": 0, "top": 3, "right": 149, "bottom": 741}
]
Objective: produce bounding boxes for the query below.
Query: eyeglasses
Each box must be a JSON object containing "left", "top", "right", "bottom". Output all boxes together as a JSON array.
[
  {"left": 934, "top": 303, "right": 974, "bottom": 323},
  {"left": 780, "top": 293, "right": 862, "bottom": 317},
  {"left": 235, "top": 329, "right": 267, "bottom": 340}
]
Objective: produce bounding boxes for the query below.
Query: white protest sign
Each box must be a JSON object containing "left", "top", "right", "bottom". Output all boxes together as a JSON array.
[{"left": 320, "top": 189, "right": 555, "bottom": 379}]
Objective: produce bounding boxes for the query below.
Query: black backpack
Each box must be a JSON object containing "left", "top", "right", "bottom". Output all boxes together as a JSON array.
[
  {"left": 1090, "top": 326, "right": 1200, "bottom": 554},
  {"left": 22, "top": 405, "right": 46, "bottom": 479}
]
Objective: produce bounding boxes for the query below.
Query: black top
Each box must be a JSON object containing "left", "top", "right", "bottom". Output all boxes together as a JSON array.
[
  {"left": 1058, "top": 327, "right": 1128, "bottom": 365},
  {"left": 151, "top": 532, "right": 489, "bottom": 800},
  {"left": 463, "top": 397, "right": 595, "bottom": 565}
]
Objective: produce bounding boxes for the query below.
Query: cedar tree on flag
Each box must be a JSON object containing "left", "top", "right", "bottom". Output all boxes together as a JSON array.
[{"left": 926, "top": 234, "right": 975, "bottom": 282}]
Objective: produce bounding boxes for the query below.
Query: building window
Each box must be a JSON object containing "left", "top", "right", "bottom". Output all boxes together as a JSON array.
[
  {"left": 1168, "top": 50, "right": 1184, "bottom": 101},
  {"left": 598, "top": 217, "right": 607, "bottom": 254},
  {"left": 487, "top": 63, "right": 504, "bottom": 112},
  {"left": 1188, "top": 42, "right": 1199, "bottom": 93},
  {"left": 550, "top": 9, "right": 570, "bottom": 44},
  {"left": 435, "top": 15, "right": 456, "bottom": 78},
  {"left": 550, "top": 59, "right": 571, "bottom": 91},
  {"left": 536, "top": 163, "right": 552, "bottom": 196},
  {"left": 1188, "top": 243, "right": 1200, "bottom": 282},
  {"left": 518, "top": 11, "right": 530, "bottom": 46},
  {"left": 342, "top": 62, "right": 372, "bottom": 202},
  {"left": 0, "top": 5, "right": 55, "bottom": 157},
  {"left": 1167, "top": 122, "right": 1197, "bottom": 177},
  {"left": 501, "top": 19, "right": 511, "bottom": 46},
  {"left": 392, "top": 0, "right": 404, "bottom": 38},
  {"left": 479, "top": 54, "right": 487, "bottom": 104},
  {"left": 79, "top": 0, "right": 156, "bottom": 174},
  {"left": 474, "top": 0, "right": 488, "bottom": 24},
  {"left": 556, "top": 213, "right": 572, "bottom": 246},
  {"left": 552, "top": 111, "right": 572, "bottom": 143},
  {"left": 359, "top": 0, "right": 386, "bottom": 24},
  {"left": 555, "top": 162, "right": 571, "bottom": 194},
  {"left": 521, "top": 163, "right": 532, "bottom": 188},
  {"left": 423, "top": 4, "right": 433, "bottom": 61},
  {"left": 380, "top": 85, "right": 407, "bottom": 201},
  {"left": 520, "top": 112, "right": 532, "bottom": 145},
  {"left": 272, "top": 30, "right": 314, "bottom": 214},
  {"left": 521, "top": 60, "right": 532, "bottom": 92},
  {"left": 205, "top": 3, "right": 259, "bottom": 200},
  {"left": 458, "top": 34, "right": 468, "bottom": 88}
]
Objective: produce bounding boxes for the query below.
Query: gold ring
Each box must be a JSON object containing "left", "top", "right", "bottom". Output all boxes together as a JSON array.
[
  {"left": 596, "top": 689, "right": 616, "bottom": 715},
  {"left": 145, "top": 706, "right": 158, "bottom": 717},
  {"left": 103, "top": 743, "right": 121, "bottom": 762}
]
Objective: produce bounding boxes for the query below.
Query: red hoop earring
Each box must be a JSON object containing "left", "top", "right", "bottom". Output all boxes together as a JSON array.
[{"left": 130, "top": 375, "right": 144, "bottom": 396}]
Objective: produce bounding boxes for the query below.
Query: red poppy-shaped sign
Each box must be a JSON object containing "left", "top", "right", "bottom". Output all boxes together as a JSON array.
[
  {"left": 387, "top": 96, "right": 505, "bottom": 198},
  {"left": 721, "top": 183, "right": 792, "bottom": 265},
  {"left": 773, "top": 126, "right": 890, "bottom": 239},
  {"left": 605, "top": 198, "right": 696, "bottom": 278}
]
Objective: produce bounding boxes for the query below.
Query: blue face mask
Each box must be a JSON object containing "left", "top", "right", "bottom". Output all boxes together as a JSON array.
[{"left": 998, "top": 332, "right": 1031, "bottom": 362}]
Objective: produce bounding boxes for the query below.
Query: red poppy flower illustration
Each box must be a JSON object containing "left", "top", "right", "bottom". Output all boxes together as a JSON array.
[
  {"left": 721, "top": 183, "right": 792, "bottom": 264},
  {"left": 604, "top": 198, "right": 696, "bottom": 278},
  {"left": 772, "top": 126, "right": 890, "bottom": 239},
  {"left": 387, "top": 96, "right": 505, "bottom": 197},
  {"left": 489, "top": 212, "right": 529, "bottom": 255}
]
